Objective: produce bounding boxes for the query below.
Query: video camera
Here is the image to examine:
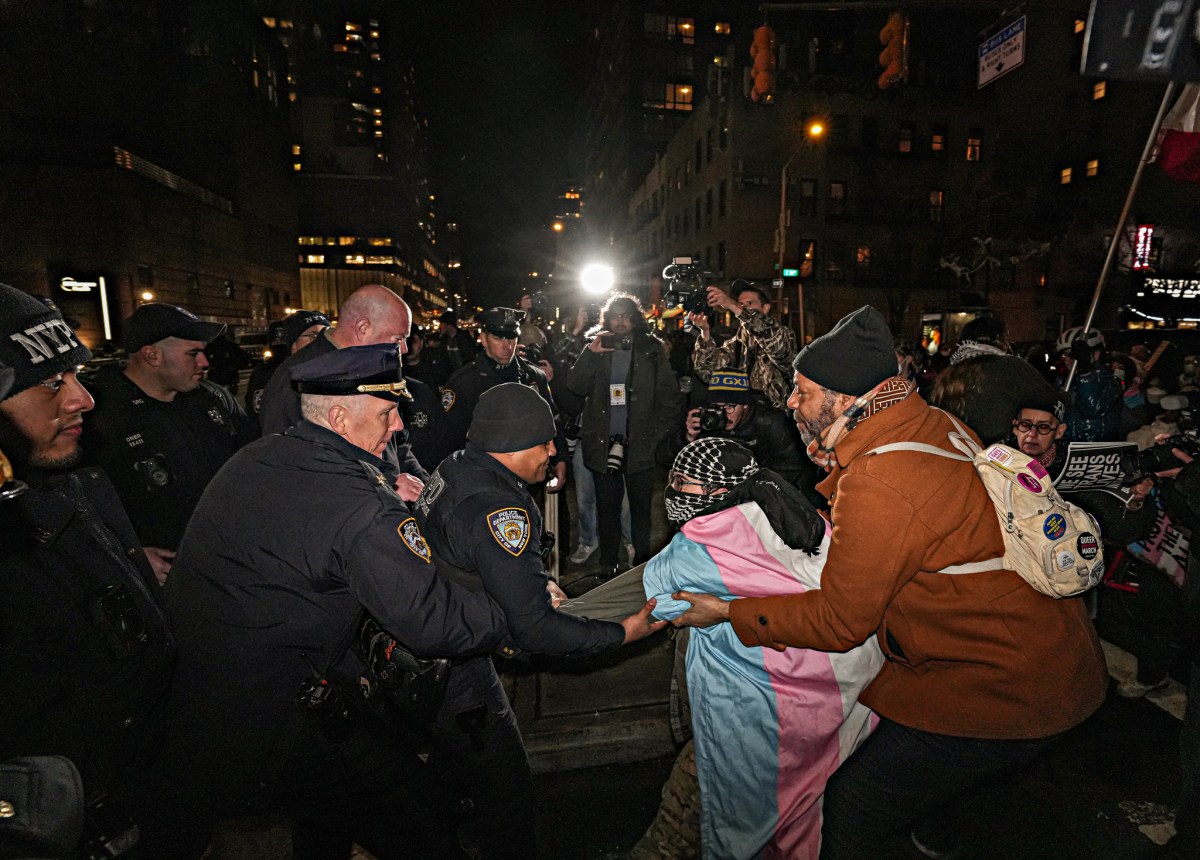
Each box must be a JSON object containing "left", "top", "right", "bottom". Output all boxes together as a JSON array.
[
  {"left": 663, "top": 256, "right": 712, "bottom": 315},
  {"left": 1120, "top": 391, "right": 1200, "bottom": 481}
]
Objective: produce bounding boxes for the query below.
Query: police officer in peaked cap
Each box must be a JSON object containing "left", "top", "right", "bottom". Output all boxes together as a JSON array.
[
  {"left": 149, "top": 343, "right": 514, "bottom": 857},
  {"left": 436, "top": 307, "right": 568, "bottom": 488},
  {"left": 415, "top": 382, "right": 664, "bottom": 858}
]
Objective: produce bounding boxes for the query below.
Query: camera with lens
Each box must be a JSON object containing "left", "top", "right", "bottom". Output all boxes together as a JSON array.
[
  {"left": 599, "top": 334, "right": 632, "bottom": 350},
  {"left": 607, "top": 435, "right": 627, "bottom": 472},
  {"left": 1119, "top": 392, "right": 1199, "bottom": 481},
  {"left": 529, "top": 291, "right": 549, "bottom": 315},
  {"left": 663, "top": 256, "right": 712, "bottom": 314},
  {"left": 697, "top": 404, "right": 728, "bottom": 436},
  {"left": 522, "top": 343, "right": 543, "bottom": 364},
  {"left": 133, "top": 455, "right": 171, "bottom": 490}
]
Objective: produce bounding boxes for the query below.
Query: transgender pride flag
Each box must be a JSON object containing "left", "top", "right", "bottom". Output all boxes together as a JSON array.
[{"left": 645, "top": 501, "right": 882, "bottom": 860}]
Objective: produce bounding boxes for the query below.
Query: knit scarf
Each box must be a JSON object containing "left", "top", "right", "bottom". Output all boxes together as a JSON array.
[{"left": 805, "top": 377, "right": 915, "bottom": 471}]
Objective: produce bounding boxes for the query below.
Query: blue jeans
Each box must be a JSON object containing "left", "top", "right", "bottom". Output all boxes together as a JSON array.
[
  {"left": 572, "top": 444, "right": 629, "bottom": 547},
  {"left": 820, "top": 718, "right": 1056, "bottom": 859}
]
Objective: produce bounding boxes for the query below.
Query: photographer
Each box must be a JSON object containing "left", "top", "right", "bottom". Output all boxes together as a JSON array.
[
  {"left": 562, "top": 293, "right": 682, "bottom": 577},
  {"left": 655, "top": 369, "right": 816, "bottom": 500},
  {"left": 689, "top": 280, "right": 797, "bottom": 411}
]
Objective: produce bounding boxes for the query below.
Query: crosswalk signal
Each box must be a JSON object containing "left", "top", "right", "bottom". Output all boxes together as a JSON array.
[
  {"left": 750, "top": 24, "right": 777, "bottom": 104},
  {"left": 878, "top": 11, "right": 909, "bottom": 89}
]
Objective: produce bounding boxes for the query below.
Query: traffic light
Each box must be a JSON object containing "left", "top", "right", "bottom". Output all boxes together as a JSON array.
[
  {"left": 878, "top": 11, "right": 909, "bottom": 89},
  {"left": 750, "top": 24, "right": 777, "bottom": 104}
]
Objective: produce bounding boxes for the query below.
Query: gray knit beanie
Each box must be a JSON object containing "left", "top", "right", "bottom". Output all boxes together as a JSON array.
[{"left": 0, "top": 283, "right": 92, "bottom": 401}]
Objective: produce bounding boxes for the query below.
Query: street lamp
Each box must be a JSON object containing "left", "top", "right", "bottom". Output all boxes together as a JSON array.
[{"left": 778, "top": 119, "right": 826, "bottom": 341}]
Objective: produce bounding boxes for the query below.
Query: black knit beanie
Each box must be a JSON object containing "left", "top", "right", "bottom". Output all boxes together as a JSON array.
[
  {"left": 0, "top": 283, "right": 92, "bottom": 401},
  {"left": 468, "top": 383, "right": 556, "bottom": 453},
  {"left": 793, "top": 305, "right": 897, "bottom": 396}
]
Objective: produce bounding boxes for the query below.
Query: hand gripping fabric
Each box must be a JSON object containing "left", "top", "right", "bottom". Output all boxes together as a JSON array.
[{"left": 868, "top": 409, "right": 1104, "bottom": 598}]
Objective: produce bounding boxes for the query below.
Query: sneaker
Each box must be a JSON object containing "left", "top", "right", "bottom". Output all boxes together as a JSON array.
[
  {"left": 624, "top": 542, "right": 637, "bottom": 565},
  {"left": 1116, "top": 677, "right": 1169, "bottom": 698},
  {"left": 569, "top": 543, "right": 598, "bottom": 564}
]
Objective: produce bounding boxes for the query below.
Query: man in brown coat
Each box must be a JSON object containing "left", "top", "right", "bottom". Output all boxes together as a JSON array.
[{"left": 672, "top": 305, "right": 1107, "bottom": 858}]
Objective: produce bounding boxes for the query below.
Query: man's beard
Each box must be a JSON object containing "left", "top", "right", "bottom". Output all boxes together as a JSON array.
[
  {"left": 795, "top": 389, "right": 841, "bottom": 444},
  {"left": 0, "top": 411, "right": 82, "bottom": 475}
]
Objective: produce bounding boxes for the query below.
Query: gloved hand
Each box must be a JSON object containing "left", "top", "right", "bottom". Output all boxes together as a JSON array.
[{"left": 1069, "top": 337, "right": 1094, "bottom": 370}]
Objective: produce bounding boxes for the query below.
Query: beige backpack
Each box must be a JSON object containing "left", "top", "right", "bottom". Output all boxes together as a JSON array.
[{"left": 869, "top": 410, "right": 1104, "bottom": 598}]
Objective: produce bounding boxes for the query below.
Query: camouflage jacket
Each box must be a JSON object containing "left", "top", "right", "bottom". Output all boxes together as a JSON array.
[{"left": 692, "top": 309, "right": 797, "bottom": 410}]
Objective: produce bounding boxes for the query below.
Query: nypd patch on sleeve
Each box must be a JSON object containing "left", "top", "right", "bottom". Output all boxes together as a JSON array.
[
  {"left": 441, "top": 389, "right": 456, "bottom": 412},
  {"left": 397, "top": 517, "right": 432, "bottom": 563},
  {"left": 487, "top": 507, "right": 530, "bottom": 557}
]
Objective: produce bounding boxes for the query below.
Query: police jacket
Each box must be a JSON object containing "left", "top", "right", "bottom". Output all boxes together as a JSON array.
[
  {"left": 244, "top": 353, "right": 286, "bottom": 418},
  {"left": 400, "top": 376, "right": 446, "bottom": 474},
  {"left": 0, "top": 468, "right": 174, "bottom": 808},
  {"left": 83, "top": 365, "right": 258, "bottom": 550},
  {"left": 160, "top": 421, "right": 511, "bottom": 802},
  {"left": 439, "top": 353, "right": 567, "bottom": 465},
  {"left": 259, "top": 333, "right": 429, "bottom": 479},
  {"left": 655, "top": 400, "right": 807, "bottom": 487},
  {"left": 416, "top": 444, "right": 624, "bottom": 658},
  {"left": 562, "top": 332, "right": 683, "bottom": 475}
]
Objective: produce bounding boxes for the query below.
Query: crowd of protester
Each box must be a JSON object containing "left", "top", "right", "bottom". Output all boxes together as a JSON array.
[{"left": 1, "top": 275, "right": 1197, "bottom": 859}]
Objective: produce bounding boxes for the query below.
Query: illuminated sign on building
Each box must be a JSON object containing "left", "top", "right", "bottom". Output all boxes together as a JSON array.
[
  {"left": 1142, "top": 278, "right": 1200, "bottom": 300},
  {"left": 1132, "top": 224, "right": 1155, "bottom": 271},
  {"left": 57, "top": 274, "right": 113, "bottom": 341}
]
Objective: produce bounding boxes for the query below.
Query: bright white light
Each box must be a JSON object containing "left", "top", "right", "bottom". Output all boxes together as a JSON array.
[{"left": 581, "top": 263, "right": 614, "bottom": 295}]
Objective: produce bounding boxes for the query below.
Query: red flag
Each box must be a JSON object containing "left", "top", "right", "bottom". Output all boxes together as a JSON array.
[{"left": 1157, "top": 84, "right": 1200, "bottom": 184}]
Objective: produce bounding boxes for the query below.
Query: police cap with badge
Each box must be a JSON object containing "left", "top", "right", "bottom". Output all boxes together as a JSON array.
[
  {"left": 479, "top": 307, "right": 522, "bottom": 339},
  {"left": 291, "top": 343, "right": 412, "bottom": 401}
]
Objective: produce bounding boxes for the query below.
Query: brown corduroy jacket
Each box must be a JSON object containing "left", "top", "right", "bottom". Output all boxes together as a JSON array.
[{"left": 729, "top": 391, "right": 1108, "bottom": 740}]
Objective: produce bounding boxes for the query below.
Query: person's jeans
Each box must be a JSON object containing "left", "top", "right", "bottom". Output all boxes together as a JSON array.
[
  {"left": 819, "top": 717, "right": 1056, "bottom": 859},
  {"left": 572, "top": 444, "right": 630, "bottom": 548},
  {"left": 594, "top": 467, "right": 655, "bottom": 567}
]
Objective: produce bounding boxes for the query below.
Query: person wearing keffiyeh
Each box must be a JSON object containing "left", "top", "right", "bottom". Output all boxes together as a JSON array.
[{"left": 669, "top": 305, "right": 1107, "bottom": 859}]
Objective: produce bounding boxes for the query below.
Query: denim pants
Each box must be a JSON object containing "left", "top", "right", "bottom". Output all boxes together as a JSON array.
[
  {"left": 572, "top": 443, "right": 630, "bottom": 548},
  {"left": 819, "top": 717, "right": 1056, "bottom": 859}
]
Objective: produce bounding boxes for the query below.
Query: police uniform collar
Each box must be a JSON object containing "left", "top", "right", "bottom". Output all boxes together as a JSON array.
[
  {"left": 290, "top": 419, "right": 398, "bottom": 481},
  {"left": 463, "top": 442, "right": 528, "bottom": 491}
]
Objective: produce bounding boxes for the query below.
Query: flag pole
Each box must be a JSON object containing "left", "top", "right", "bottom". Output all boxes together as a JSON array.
[{"left": 1065, "top": 80, "right": 1178, "bottom": 390}]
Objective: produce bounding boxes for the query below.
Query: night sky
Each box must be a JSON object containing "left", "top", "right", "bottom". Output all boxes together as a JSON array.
[{"left": 408, "top": 2, "right": 590, "bottom": 306}]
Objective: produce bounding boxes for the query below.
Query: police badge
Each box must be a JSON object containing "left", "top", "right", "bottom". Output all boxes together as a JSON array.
[
  {"left": 487, "top": 507, "right": 529, "bottom": 557},
  {"left": 441, "top": 389, "right": 456, "bottom": 412},
  {"left": 397, "top": 517, "right": 432, "bottom": 563}
]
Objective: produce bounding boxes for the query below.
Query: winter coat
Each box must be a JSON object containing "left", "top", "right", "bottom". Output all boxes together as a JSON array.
[
  {"left": 692, "top": 309, "right": 797, "bottom": 411},
  {"left": 728, "top": 392, "right": 1108, "bottom": 740},
  {"left": 1069, "top": 366, "right": 1123, "bottom": 442},
  {"left": 562, "top": 332, "right": 682, "bottom": 475}
]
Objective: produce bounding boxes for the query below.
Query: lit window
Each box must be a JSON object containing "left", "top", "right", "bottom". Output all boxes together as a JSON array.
[
  {"left": 346, "top": 22, "right": 362, "bottom": 32},
  {"left": 713, "top": 55, "right": 728, "bottom": 67},
  {"left": 1074, "top": 19, "right": 1086, "bottom": 34},
  {"left": 966, "top": 129, "right": 983, "bottom": 162},
  {"left": 346, "top": 255, "right": 366, "bottom": 265},
  {"left": 370, "top": 53, "right": 381, "bottom": 61},
  {"left": 1093, "top": 81, "right": 1106, "bottom": 100},
  {"left": 288, "top": 92, "right": 296, "bottom": 102},
  {"left": 368, "top": 237, "right": 392, "bottom": 246},
  {"left": 1086, "top": 159, "right": 1099, "bottom": 177},
  {"left": 339, "top": 236, "right": 356, "bottom": 246},
  {"left": 372, "top": 108, "right": 383, "bottom": 116},
  {"left": 929, "top": 190, "right": 944, "bottom": 222},
  {"left": 899, "top": 124, "right": 913, "bottom": 154},
  {"left": 374, "top": 119, "right": 383, "bottom": 126},
  {"left": 292, "top": 162, "right": 301, "bottom": 172},
  {"left": 278, "top": 19, "right": 293, "bottom": 29},
  {"left": 1060, "top": 167, "right": 1073, "bottom": 184},
  {"left": 931, "top": 125, "right": 946, "bottom": 153},
  {"left": 262, "top": 16, "right": 276, "bottom": 28},
  {"left": 291, "top": 144, "right": 301, "bottom": 155},
  {"left": 374, "top": 130, "right": 383, "bottom": 138},
  {"left": 715, "top": 21, "right": 731, "bottom": 35},
  {"left": 855, "top": 245, "right": 871, "bottom": 271},
  {"left": 372, "top": 86, "right": 382, "bottom": 94},
  {"left": 305, "top": 254, "right": 325, "bottom": 264},
  {"left": 333, "top": 44, "right": 348, "bottom": 53}
]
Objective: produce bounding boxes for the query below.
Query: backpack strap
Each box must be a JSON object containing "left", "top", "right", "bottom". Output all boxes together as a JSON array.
[{"left": 867, "top": 441, "right": 973, "bottom": 460}]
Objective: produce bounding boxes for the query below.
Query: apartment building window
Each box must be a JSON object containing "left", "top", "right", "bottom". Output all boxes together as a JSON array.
[
  {"left": 825, "top": 240, "right": 845, "bottom": 280},
  {"left": 828, "top": 181, "right": 846, "bottom": 216},
  {"left": 695, "top": 138, "right": 703, "bottom": 169},
  {"left": 714, "top": 21, "right": 731, "bottom": 35},
  {"left": 187, "top": 273, "right": 199, "bottom": 294},
  {"left": 674, "top": 213, "right": 681, "bottom": 237},
  {"left": 684, "top": 212, "right": 690, "bottom": 235},
  {"left": 719, "top": 118, "right": 729, "bottom": 150},
  {"left": 931, "top": 124, "right": 947, "bottom": 154},
  {"left": 966, "top": 129, "right": 983, "bottom": 162},
  {"left": 718, "top": 180, "right": 727, "bottom": 217},
  {"left": 855, "top": 245, "right": 872, "bottom": 273},
  {"left": 304, "top": 254, "right": 325, "bottom": 264},
  {"left": 1087, "top": 158, "right": 1100, "bottom": 177},
  {"left": 1074, "top": 18, "right": 1086, "bottom": 34},
  {"left": 929, "top": 189, "right": 944, "bottom": 222},
  {"left": 705, "top": 188, "right": 713, "bottom": 225},
  {"left": 695, "top": 198, "right": 702, "bottom": 230},
  {"left": 899, "top": 123, "right": 914, "bottom": 153},
  {"left": 798, "top": 179, "right": 817, "bottom": 216},
  {"left": 644, "top": 14, "right": 695, "bottom": 44},
  {"left": 1060, "top": 167, "right": 1073, "bottom": 185},
  {"left": 1093, "top": 81, "right": 1106, "bottom": 100},
  {"left": 860, "top": 117, "right": 878, "bottom": 153},
  {"left": 717, "top": 241, "right": 727, "bottom": 275}
]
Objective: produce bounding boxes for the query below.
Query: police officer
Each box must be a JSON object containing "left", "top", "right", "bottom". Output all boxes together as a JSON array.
[
  {"left": 439, "top": 307, "right": 568, "bottom": 491},
  {"left": 415, "top": 383, "right": 664, "bottom": 858},
  {"left": 0, "top": 285, "right": 174, "bottom": 854},
  {"left": 152, "top": 344, "right": 515, "bottom": 857},
  {"left": 243, "top": 309, "right": 330, "bottom": 418},
  {"left": 83, "top": 303, "right": 259, "bottom": 581}
]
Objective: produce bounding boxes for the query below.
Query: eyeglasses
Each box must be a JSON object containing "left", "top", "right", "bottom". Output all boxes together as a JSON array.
[
  {"left": 668, "top": 471, "right": 716, "bottom": 493},
  {"left": 608, "top": 312, "right": 634, "bottom": 321},
  {"left": 1013, "top": 419, "right": 1058, "bottom": 436},
  {"left": 712, "top": 403, "right": 739, "bottom": 413}
]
